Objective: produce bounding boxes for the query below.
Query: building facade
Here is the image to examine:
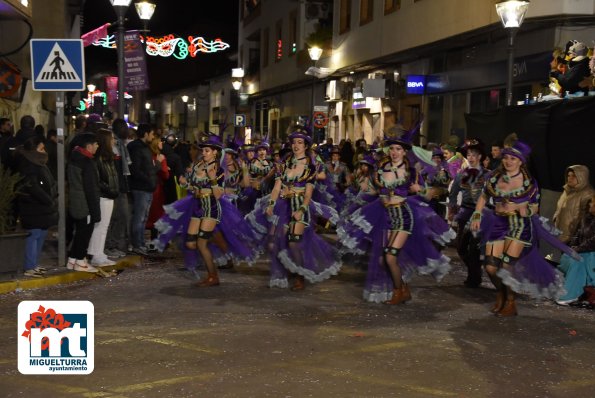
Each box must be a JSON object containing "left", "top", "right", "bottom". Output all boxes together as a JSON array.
[{"left": 236, "top": 0, "right": 595, "bottom": 146}]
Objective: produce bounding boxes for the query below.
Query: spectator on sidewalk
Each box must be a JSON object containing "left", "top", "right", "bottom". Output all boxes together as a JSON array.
[
  {"left": 87, "top": 129, "right": 120, "bottom": 267},
  {"left": 556, "top": 195, "right": 595, "bottom": 305},
  {"left": 15, "top": 134, "right": 58, "bottom": 277},
  {"left": 0, "top": 118, "right": 13, "bottom": 164},
  {"left": 1, "top": 115, "right": 36, "bottom": 172},
  {"left": 145, "top": 132, "right": 169, "bottom": 246},
  {"left": 104, "top": 118, "right": 131, "bottom": 258},
  {"left": 67, "top": 133, "right": 101, "bottom": 272},
  {"left": 45, "top": 129, "right": 58, "bottom": 180},
  {"left": 553, "top": 165, "right": 594, "bottom": 243},
  {"left": 127, "top": 123, "right": 159, "bottom": 255}
]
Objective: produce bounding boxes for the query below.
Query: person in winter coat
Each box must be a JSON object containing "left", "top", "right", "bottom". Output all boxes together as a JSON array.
[
  {"left": 127, "top": 123, "right": 160, "bottom": 255},
  {"left": 15, "top": 134, "right": 58, "bottom": 277},
  {"left": 87, "top": 129, "right": 120, "bottom": 266},
  {"left": 553, "top": 165, "right": 594, "bottom": 243},
  {"left": 67, "top": 133, "right": 101, "bottom": 272},
  {"left": 556, "top": 195, "right": 595, "bottom": 305},
  {"left": 145, "top": 132, "right": 169, "bottom": 242}
]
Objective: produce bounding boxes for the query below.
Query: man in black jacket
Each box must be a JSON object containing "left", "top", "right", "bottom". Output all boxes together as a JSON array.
[
  {"left": 67, "top": 133, "right": 100, "bottom": 272},
  {"left": 127, "top": 123, "right": 159, "bottom": 255}
]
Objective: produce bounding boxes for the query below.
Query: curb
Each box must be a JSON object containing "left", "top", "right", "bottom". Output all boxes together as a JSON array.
[{"left": 0, "top": 256, "right": 142, "bottom": 295}]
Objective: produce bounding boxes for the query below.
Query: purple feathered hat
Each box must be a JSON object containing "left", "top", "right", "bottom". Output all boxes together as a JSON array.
[
  {"left": 431, "top": 147, "right": 444, "bottom": 158},
  {"left": 461, "top": 138, "right": 486, "bottom": 159},
  {"left": 358, "top": 152, "right": 376, "bottom": 167},
  {"left": 255, "top": 134, "right": 270, "bottom": 151},
  {"left": 502, "top": 140, "right": 531, "bottom": 163},
  {"left": 383, "top": 119, "right": 422, "bottom": 150},
  {"left": 330, "top": 145, "right": 340, "bottom": 154},
  {"left": 198, "top": 133, "right": 223, "bottom": 150},
  {"left": 288, "top": 125, "right": 313, "bottom": 145}
]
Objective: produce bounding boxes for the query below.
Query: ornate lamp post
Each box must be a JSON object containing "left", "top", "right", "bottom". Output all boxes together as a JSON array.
[
  {"left": 181, "top": 95, "right": 189, "bottom": 141},
  {"left": 308, "top": 47, "right": 323, "bottom": 143},
  {"left": 495, "top": 0, "right": 530, "bottom": 106},
  {"left": 110, "top": 0, "right": 132, "bottom": 118}
]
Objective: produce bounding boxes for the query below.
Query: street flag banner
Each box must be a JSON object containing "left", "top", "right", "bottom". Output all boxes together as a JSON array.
[
  {"left": 81, "top": 23, "right": 111, "bottom": 47},
  {"left": 105, "top": 76, "right": 118, "bottom": 112},
  {"left": 124, "top": 30, "right": 149, "bottom": 91}
]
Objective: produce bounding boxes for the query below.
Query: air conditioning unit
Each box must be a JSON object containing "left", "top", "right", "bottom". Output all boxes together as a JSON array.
[
  {"left": 326, "top": 80, "right": 346, "bottom": 101},
  {"left": 306, "top": 2, "right": 331, "bottom": 20}
]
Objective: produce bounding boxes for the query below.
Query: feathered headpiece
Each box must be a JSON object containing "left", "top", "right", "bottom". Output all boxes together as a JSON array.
[
  {"left": 383, "top": 117, "right": 422, "bottom": 149},
  {"left": 502, "top": 138, "right": 531, "bottom": 163},
  {"left": 288, "top": 124, "right": 313, "bottom": 145},
  {"left": 198, "top": 132, "right": 223, "bottom": 149},
  {"left": 255, "top": 133, "right": 270, "bottom": 151}
]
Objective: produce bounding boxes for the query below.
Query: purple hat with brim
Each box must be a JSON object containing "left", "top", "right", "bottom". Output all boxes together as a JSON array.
[
  {"left": 225, "top": 141, "right": 240, "bottom": 155},
  {"left": 431, "top": 147, "right": 444, "bottom": 158},
  {"left": 330, "top": 145, "right": 340, "bottom": 154},
  {"left": 199, "top": 134, "right": 223, "bottom": 150},
  {"left": 359, "top": 153, "right": 376, "bottom": 166},
  {"left": 502, "top": 140, "right": 531, "bottom": 163},
  {"left": 288, "top": 126, "right": 312, "bottom": 145}
]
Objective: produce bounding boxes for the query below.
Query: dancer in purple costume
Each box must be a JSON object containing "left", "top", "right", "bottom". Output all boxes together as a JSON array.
[
  {"left": 338, "top": 124, "right": 455, "bottom": 304},
  {"left": 341, "top": 153, "right": 378, "bottom": 218},
  {"left": 152, "top": 135, "right": 260, "bottom": 285},
  {"left": 246, "top": 126, "right": 342, "bottom": 290},
  {"left": 471, "top": 139, "right": 578, "bottom": 316}
]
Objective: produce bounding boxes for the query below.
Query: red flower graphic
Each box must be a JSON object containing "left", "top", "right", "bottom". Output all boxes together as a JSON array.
[{"left": 21, "top": 305, "right": 72, "bottom": 350}]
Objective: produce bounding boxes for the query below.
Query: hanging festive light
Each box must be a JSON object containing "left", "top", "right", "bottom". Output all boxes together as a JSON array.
[{"left": 90, "top": 33, "right": 230, "bottom": 59}]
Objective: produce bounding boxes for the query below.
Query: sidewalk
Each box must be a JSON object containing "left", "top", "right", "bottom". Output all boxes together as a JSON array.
[{"left": 0, "top": 255, "right": 142, "bottom": 295}]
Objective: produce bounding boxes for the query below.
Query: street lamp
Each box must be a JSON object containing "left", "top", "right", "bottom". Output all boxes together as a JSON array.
[
  {"left": 135, "top": 1, "right": 156, "bottom": 32},
  {"left": 308, "top": 47, "right": 323, "bottom": 144},
  {"left": 231, "top": 67, "right": 244, "bottom": 90},
  {"left": 145, "top": 101, "right": 151, "bottom": 124},
  {"left": 181, "top": 95, "right": 189, "bottom": 141},
  {"left": 110, "top": 0, "right": 132, "bottom": 119},
  {"left": 308, "top": 46, "right": 323, "bottom": 62},
  {"left": 495, "top": 0, "right": 530, "bottom": 106}
]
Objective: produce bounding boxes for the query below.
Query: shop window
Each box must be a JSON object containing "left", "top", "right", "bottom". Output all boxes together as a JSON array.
[
  {"left": 339, "top": 0, "right": 351, "bottom": 34},
  {"left": 384, "top": 0, "right": 400, "bottom": 15},
  {"left": 360, "top": 0, "right": 374, "bottom": 25},
  {"left": 427, "top": 95, "right": 444, "bottom": 144}
]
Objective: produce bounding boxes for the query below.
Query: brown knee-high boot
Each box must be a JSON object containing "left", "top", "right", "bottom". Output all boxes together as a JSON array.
[
  {"left": 384, "top": 281, "right": 411, "bottom": 305},
  {"left": 486, "top": 270, "right": 506, "bottom": 313},
  {"left": 497, "top": 287, "right": 517, "bottom": 317}
]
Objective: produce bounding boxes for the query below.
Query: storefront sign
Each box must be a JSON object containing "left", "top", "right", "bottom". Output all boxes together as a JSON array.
[{"left": 406, "top": 75, "right": 426, "bottom": 95}]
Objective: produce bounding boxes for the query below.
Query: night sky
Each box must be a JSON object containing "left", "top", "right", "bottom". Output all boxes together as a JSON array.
[{"left": 82, "top": 0, "right": 239, "bottom": 95}]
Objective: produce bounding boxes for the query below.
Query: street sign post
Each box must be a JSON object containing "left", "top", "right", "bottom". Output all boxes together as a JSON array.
[
  {"left": 30, "top": 39, "right": 86, "bottom": 268},
  {"left": 234, "top": 114, "right": 246, "bottom": 127}
]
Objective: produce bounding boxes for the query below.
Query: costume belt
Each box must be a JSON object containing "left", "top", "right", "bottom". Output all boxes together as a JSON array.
[
  {"left": 281, "top": 191, "right": 305, "bottom": 199},
  {"left": 383, "top": 201, "right": 406, "bottom": 208},
  {"left": 195, "top": 192, "right": 213, "bottom": 199},
  {"left": 495, "top": 210, "right": 521, "bottom": 217}
]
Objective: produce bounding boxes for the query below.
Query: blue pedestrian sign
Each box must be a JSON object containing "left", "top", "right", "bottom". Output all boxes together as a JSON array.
[
  {"left": 234, "top": 114, "right": 246, "bottom": 127},
  {"left": 30, "top": 39, "right": 85, "bottom": 91}
]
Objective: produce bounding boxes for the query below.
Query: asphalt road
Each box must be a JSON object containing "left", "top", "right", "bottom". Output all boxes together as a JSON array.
[{"left": 1, "top": 249, "right": 594, "bottom": 398}]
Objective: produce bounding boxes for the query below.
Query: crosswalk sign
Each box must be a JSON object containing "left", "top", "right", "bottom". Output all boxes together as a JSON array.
[{"left": 30, "top": 39, "right": 85, "bottom": 91}]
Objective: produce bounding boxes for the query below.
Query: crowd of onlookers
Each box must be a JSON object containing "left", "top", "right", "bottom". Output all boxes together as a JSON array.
[
  {"left": 547, "top": 40, "right": 595, "bottom": 99},
  {"left": 0, "top": 114, "right": 195, "bottom": 278}
]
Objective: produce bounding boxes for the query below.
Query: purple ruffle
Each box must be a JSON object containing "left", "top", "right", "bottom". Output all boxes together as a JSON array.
[
  {"left": 313, "top": 177, "right": 346, "bottom": 211},
  {"left": 246, "top": 195, "right": 342, "bottom": 287},
  {"left": 478, "top": 210, "right": 578, "bottom": 299},
  {"left": 337, "top": 196, "right": 454, "bottom": 303},
  {"left": 152, "top": 194, "right": 261, "bottom": 270}
]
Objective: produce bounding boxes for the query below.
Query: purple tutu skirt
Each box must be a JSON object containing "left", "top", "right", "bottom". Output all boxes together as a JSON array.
[
  {"left": 238, "top": 187, "right": 262, "bottom": 215},
  {"left": 340, "top": 190, "right": 378, "bottom": 219},
  {"left": 478, "top": 210, "right": 579, "bottom": 299},
  {"left": 246, "top": 195, "right": 342, "bottom": 288},
  {"left": 338, "top": 196, "right": 455, "bottom": 303},
  {"left": 313, "top": 178, "right": 346, "bottom": 211},
  {"left": 153, "top": 194, "right": 261, "bottom": 270}
]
